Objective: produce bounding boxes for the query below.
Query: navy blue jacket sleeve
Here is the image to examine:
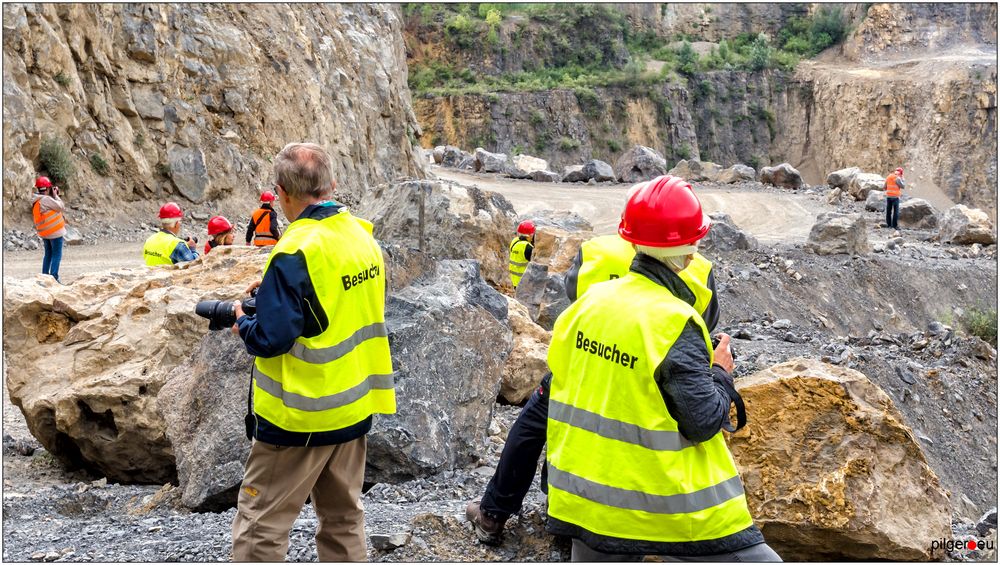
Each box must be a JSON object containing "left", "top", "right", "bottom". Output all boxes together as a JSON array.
[
  {"left": 170, "top": 241, "right": 199, "bottom": 263},
  {"left": 655, "top": 318, "right": 733, "bottom": 442},
  {"left": 564, "top": 248, "right": 584, "bottom": 302},
  {"left": 237, "top": 251, "right": 312, "bottom": 358},
  {"left": 702, "top": 269, "right": 720, "bottom": 332}
]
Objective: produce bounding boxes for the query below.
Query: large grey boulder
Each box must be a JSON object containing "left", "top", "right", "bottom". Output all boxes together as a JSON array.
[
  {"left": 848, "top": 173, "right": 885, "bottom": 201},
  {"left": 760, "top": 163, "right": 803, "bottom": 189},
  {"left": 826, "top": 166, "right": 860, "bottom": 188},
  {"left": 520, "top": 209, "right": 593, "bottom": 233},
  {"left": 898, "top": 198, "right": 938, "bottom": 229},
  {"left": 441, "top": 146, "right": 472, "bottom": 168},
  {"left": 529, "top": 170, "right": 561, "bottom": 183},
  {"left": 939, "top": 205, "right": 997, "bottom": 245},
  {"left": 507, "top": 154, "right": 549, "bottom": 179},
  {"left": 717, "top": 164, "right": 757, "bottom": 184},
  {"left": 514, "top": 263, "right": 570, "bottom": 331},
  {"left": 432, "top": 146, "right": 446, "bottom": 164},
  {"left": 356, "top": 180, "right": 517, "bottom": 288},
  {"left": 473, "top": 148, "right": 509, "bottom": 174},
  {"left": 166, "top": 145, "right": 210, "bottom": 202},
  {"left": 583, "top": 159, "right": 616, "bottom": 182},
  {"left": 63, "top": 226, "right": 84, "bottom": 245},
  {"left": 561, "top": 165, "right": 588, "bottom": 183},
  {"left": 865, "top": 190, "right": 887, "bottom": 212},
  {"left": 369, "top": 259, "right": 512, "bottom": 483},
  {"left": 159, "top": 331, "right": 253, "bottom": 512},
  {"left": 701, "top": 213, "right": 758, "bottom": 252},
  {"left": 613, "top": 145, "right": 668, "bottom": 183},
  {"left": 806, "top": 213, "right": 870, "bottom": 255},
  {"left": 667, "top": 159, "right": 723, "bottom": 182}
]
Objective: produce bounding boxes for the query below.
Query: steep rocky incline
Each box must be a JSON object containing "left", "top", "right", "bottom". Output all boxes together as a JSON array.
[
  {"left": 2, "top": 3, "right": 427, "bottom": 229},
  {"left": 410, "top": 4, "right": 996, "bottom": 212}
]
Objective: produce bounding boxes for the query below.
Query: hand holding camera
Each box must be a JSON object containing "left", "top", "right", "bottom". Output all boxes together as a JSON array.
[
  {"left": 195, "top": 287, "right": 258, "bottom": 331},
  {"left": 711, "top": 333, "right": 736, "bottom": 373}
]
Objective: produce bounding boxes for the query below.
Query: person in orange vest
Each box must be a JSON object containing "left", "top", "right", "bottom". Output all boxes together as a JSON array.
[
  {"left": 32, "top": 176, "right": 67, "bottom": 282},
  {"left": 884, "top": 167, "right": 906, "bottom": 229},
  {"left": 245, "top": 191, "right": 281, "bottom": 246},
  {"left": 204, "top": 215, "right": 235, "bottom": 254}
]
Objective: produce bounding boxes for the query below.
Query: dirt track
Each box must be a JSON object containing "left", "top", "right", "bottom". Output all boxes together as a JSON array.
[
  {"left": 2, "top": 170, "right": 827, "bottom": 284},
  {"left": 432, "top": 167, "right": 825, "bottom": 242}
]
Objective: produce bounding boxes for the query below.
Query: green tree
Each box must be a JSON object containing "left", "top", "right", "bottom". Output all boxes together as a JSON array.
[
  {"left": 748, "top": 33, "right": 772, "bottom": 71},
  {"left": 677, "top": 41, "right": 698, "bottom": 76}
]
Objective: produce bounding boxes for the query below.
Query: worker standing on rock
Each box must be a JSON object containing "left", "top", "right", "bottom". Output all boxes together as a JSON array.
[
  {"left": 545, "top": 176, "right": 780, "bottom": 562},
  {"left": 884, "top": 167, "right": 906, "bottom": 230},
  {"left": 509, "top": 220, "right": 535, "bottom": 290},
  {"left": 466, "top": 178, "right": 720, "bottom": 545},
  {"left": 204, "top": 215, "right": 234, "bottom": 254},
  {"left": 229, "top": 142, "right": 395, "bottom": 562},
  {"left": 32, "top": 176, "right": 67, "bottom": 282},
  {"left": 142, "top": 202, "right": 199, "bottom": 266},
  {"left": 246, "top": 190, "right": 282, "bottom": 246}
]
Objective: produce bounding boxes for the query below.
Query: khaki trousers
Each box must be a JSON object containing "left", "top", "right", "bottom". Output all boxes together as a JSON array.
[{"left": 232, "top": 436, "right": 367, "bottom": 562}]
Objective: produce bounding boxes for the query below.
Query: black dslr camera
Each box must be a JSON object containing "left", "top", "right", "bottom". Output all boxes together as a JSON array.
[{"left": 195, "top": 290, "right": 257, "bottom": 331}]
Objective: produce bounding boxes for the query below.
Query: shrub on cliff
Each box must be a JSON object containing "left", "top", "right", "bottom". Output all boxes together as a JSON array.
[{"left": 38, "top": 138, "right": 75, "bottom": 188}]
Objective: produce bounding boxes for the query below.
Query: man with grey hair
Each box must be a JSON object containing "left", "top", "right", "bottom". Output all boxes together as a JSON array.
[
  {"left": 545, "top": 175, "right": 779, "bottom": 562},
  {"left": 142, "top": 201, "right": 198, "bottom": 266},
  {"left": 230, "top": 142, "right": 396, "bottom": 561}
]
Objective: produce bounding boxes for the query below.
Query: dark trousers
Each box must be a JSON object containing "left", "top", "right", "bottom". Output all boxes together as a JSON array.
[
  {"left": 481, "top": 373, "right": 551, "bottom": 520},
  {"left": 885, "top": 197, "right": 900, "bottom": 229},
  {"left": 42, "top": 237, "right": 63, "bottom": 281}
]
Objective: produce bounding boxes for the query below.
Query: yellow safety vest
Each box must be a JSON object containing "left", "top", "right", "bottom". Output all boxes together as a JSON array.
[
  {"left": 252, "top": 209, "right": 396, "bottom": 432},
  {"left": 576, "top": 235, "right": 714, "bottom": 316},
  {"left": 509, "top": 237, "right": 531, "bottom": 288},
  {"left": 143, "top": 230, "right": 183, "bottom": 266},
  {"left": 546, "top": 272, "right": 753, "bottom": 544}
]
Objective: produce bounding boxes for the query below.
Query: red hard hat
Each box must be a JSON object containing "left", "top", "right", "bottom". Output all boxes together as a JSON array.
[
  {"left": 517, "top": 220, "right": 536, "bottom": 236},
  {"left": 207, "top": 215, "right": 233, "bottom": 236},
  {"left": 158, "top": 202, "right": 183, "bottom": 219},
  {"left": 35, "top": 176, "right": 52, "bottom": 189},
  {"left": 895, "top": 167, "right": 903, "bottom": 175},
  {"left": 260, "top": 191, "right": 276, "bottom": 202},
  {"left": 618, "top": 175, "right": 710, "bottom": 247}
]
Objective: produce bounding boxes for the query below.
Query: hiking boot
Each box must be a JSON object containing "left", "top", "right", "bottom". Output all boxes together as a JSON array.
[{"left": 465, "top": 501, "right": 504, "bottom": 545}]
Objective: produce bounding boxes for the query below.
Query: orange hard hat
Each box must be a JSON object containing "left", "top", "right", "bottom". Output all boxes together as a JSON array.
[
  {"left": 158, "top": 202, "right": 183, "bottom": 219},
  {"left": 517, "top": 220, "right": 536, "bottom": 236},
  {"left": 260, "top": 191, "right": 276, "bottom": 202},
  {"left": 618, "top": 175, "right": 710, "bottom": 247},
  {"left": 207, "top": 215, "right": 233, "bottom": 236}
]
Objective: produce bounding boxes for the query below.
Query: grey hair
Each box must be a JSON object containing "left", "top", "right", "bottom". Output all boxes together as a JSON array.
[
  {"left": 273, "top": 142, "right": 334, "bottom": 200},
  {"left": 160, "top": 218, "right": 180, "bottom": 228}
]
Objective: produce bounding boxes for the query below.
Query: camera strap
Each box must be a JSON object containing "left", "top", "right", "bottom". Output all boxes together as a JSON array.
[{"left": 244, "top": 364, "right": 256, "bottom": 441}]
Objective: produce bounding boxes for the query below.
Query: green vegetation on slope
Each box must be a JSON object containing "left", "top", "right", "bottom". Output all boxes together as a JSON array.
[{"left": 404, "top": 3, "right": 848, "bottom": 96}]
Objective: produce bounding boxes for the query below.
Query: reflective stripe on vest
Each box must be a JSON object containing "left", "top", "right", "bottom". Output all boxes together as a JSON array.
[
  {"left": 546, "top": 272, "right": 753, "bottom": 543},
  {"left": 577, "top": 235, "right": 714, "bottom": 317},
  {"left": 32, "top": 201, "right": 65, "bottom": 238},
  {"left": 252, "top": 208, "right": 278, "bottom": 246},
  {"left": 509, "top": 237, "right": 531, "bottom": 288},
  {"left": 885, "top": 174, "right": 901, "bottom": 197},
  {"left": 143, "top": 230, "right": 183, "bottom": 266},
  {"left": 252, "top": 209, "right": 396, "bottom": 432}
]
